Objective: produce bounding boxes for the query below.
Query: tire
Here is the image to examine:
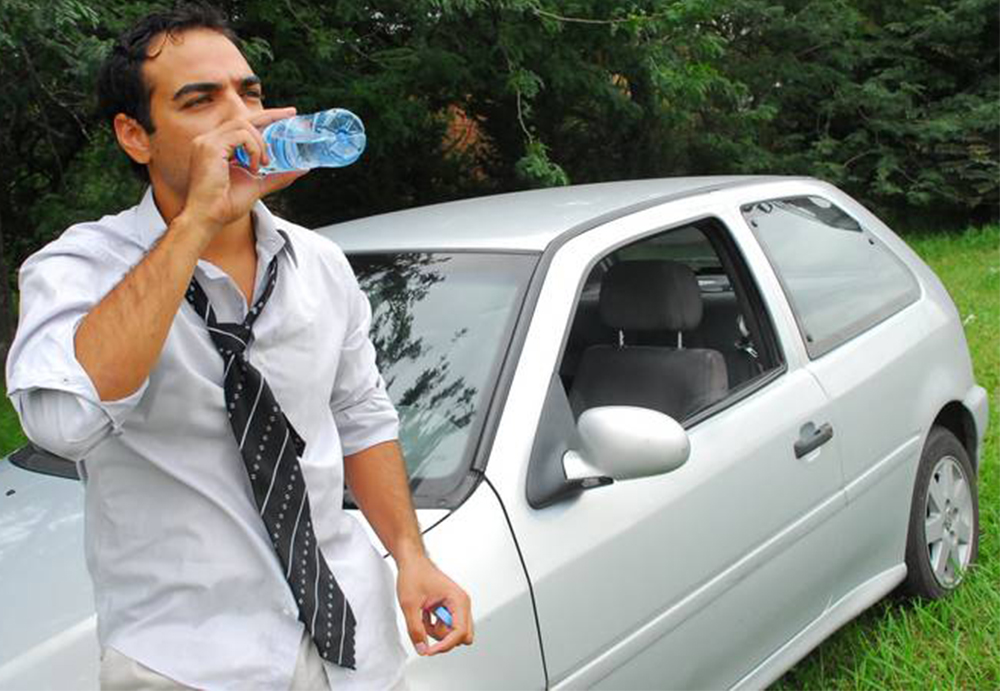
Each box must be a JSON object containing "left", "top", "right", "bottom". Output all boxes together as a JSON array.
[{"left": 901, "top": 426, "right": 980, "bottom": 599}]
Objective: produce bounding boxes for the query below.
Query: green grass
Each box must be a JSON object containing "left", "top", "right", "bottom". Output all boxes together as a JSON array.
[
  {"left": 0, "top": 378, "right": 27, "bottom": 456},
  {"left": 1, "top": 225, "right": 996, "bottom": 689}
]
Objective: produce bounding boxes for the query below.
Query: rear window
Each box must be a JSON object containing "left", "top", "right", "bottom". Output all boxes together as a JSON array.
[{"left": 742, "top": 196, "right": 919, "bottom": 358}]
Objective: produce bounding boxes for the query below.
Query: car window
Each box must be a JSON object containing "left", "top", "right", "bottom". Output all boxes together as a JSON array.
[
  {"left": 741, "top": 196, "right": 919, "bottom": 358},
  {"left": 615, "top": 225, "right": 722, "bottom": 272},
  {"left": 349, "top": 251, "right": 536, "bottom": 506},
  {"left": 558, "top": 219, "right": 783, "bottom": 425}
]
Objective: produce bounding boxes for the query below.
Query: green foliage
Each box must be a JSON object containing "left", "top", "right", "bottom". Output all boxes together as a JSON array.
[
  {"left": 515, "top": 140, "right": 570, "bottom": 187},
  {"left": 0, "top": 0, "right": 995, "bottom": 286},
  {"left": 25, "top": 130, "right": 143, "bottom": 262},
  {"left": 0, "top": 0, "right": 110, "bottom": 251},
  {"left": 712, "top": 0, "right": 998, "bottom": 220},
  {"left": 0, "top": 377, "right": 28, "bottom": 456}
]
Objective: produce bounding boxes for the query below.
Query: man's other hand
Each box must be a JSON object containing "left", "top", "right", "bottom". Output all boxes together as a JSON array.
[{"left": 397, "top": 556, "right": 474, "bottom": 657}]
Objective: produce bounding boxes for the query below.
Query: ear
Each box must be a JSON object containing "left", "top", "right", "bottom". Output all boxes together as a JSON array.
[{"left": 113, "top": 113, "right": 152, "bottom": 166}]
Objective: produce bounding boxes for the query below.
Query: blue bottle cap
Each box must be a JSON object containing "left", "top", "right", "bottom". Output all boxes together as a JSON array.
[
  {"left": 234, "top": 145, "right": 251, "bottom": 169},
  {"left": 433, "top": 605, "right": 453, "bottom": 628}
]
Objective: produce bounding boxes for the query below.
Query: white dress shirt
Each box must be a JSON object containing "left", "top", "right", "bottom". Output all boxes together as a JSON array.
[{"left": 5, "top": 188, "right": 408, "bottom": 690}]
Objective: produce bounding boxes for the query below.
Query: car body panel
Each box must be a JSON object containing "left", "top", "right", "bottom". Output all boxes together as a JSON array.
[
  {"left": 387, "top": 481, "right": 546, "bottom": 690},
  {"left": 0, "top": 615, "right": 98, "bottom": 690},
  {"left": 964, "top": 385, "right": 989, "bottom": 465},
  {"left": 321, "top": 177, "right": 787, "bottom": 253},
  {"left": 731, "top": 564, "right": 907, "bottom": 691},
  {"left": 0, "top": 457, "right": 475, "bottom": 690},
  {"left": 482, "top": 191, "right": 849, "bottom": 688},
  {"left": 729, "top": 182, "right": 985, "bottom": 601},
  {"left": 802, "top": 310, "right": 927, "bottom": 595},
  {"left": 727, "top": 184, "right": 928, "bottom": 600},
  {"left": 833, "top": 186, "right": 987, "bottom": 463},
  {"left": 535, "top": 369, "right": 849, "bottom": 690},
  {"left": 0, "top": 461, "right": 97, "bottom": 688}
]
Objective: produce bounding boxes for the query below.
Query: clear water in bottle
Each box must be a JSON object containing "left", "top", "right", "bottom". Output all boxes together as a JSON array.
[{"left": 235, "top": 108, "right": 366, "bottom": 174}]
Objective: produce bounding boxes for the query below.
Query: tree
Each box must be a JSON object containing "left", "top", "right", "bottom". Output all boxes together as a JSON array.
[
  {"left": 0, "top": 0, "right": 115, "bottom": 361},
  {"left": 0, "top": 0, "right": 995, "bottom": 343},
  {"left": 710, "top": 0, "right": 999, "bottom": 225}
]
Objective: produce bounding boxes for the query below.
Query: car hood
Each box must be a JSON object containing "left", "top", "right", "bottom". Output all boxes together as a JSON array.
[
  {"left": 0, "top": 457, "right": 451, "bottom": 672},
  {"left": 0, "top": 459, "right": 94, "bottom": 669}
]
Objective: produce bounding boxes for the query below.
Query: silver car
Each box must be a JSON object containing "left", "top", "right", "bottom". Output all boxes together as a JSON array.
[{"left": 0, "top": 176, "right": 987, "bottom": 689}]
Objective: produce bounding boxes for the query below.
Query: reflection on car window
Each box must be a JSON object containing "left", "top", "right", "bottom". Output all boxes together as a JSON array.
[
  {"left": 349, "top": 252, "right": 535, "bottom": 502},
  {"left": 615, "top": 225, "right": 722, "bottom": 272},
  {"left": 743, "top": 196, "right": 919, "bottom": 358}
]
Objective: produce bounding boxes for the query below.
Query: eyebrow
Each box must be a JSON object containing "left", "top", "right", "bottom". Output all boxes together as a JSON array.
[{"left": 173, "top": 75, "right": 262, "bottom": 101}]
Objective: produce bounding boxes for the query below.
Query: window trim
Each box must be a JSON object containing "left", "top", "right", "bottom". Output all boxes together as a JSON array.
[
  {"left": 553, "top": 214, "right": 787, "bottom": 427},
  {"left": 741, "top": 195, "right": 921, "bottom": 360},
  {"left": 523, "top": 212, "right": 792, "bottom": 508},
  {"left": 701, "top": 218, "right": 785, "bottom": 375},
  {"left": 476, "top": 182, "right": 780, "bottom": 511}
]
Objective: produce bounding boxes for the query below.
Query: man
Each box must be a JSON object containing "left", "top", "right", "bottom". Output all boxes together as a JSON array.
[{"left": 4, "top": 4, "right": 472, "bottom": 689}]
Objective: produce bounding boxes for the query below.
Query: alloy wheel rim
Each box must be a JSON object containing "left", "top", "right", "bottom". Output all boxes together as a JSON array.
[{"left": 924, "top": 455, "right": 974, "bottom": 588}]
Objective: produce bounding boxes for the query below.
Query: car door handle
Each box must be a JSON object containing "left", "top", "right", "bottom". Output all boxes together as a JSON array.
[{"left": 794, "top": 422, "right": 834, "bottom": 459}]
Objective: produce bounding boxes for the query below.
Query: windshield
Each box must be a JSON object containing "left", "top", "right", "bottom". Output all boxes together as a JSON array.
[{"left": 348, "top": 251, "right": 537, "bottom": 505}]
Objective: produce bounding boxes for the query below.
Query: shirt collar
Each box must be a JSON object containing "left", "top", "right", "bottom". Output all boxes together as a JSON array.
[
  {"left": 252, "top": 197, "right": 299, "bottom": 268},
  {"left": 134, "top": 186, "right": 298, "bottom": 269}
]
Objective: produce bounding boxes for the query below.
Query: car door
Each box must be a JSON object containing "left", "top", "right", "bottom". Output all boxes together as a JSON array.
[
  {"left": 484, "top": 199, "right": 849, "bottom": 689},
  {"left": 740, "top": 189, "right": 927, "bottom": 600}
]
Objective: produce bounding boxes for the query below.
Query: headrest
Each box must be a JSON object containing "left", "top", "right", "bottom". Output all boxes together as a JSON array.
[{"left": 599, "top": 260, "right": 703, "bottom": 332}]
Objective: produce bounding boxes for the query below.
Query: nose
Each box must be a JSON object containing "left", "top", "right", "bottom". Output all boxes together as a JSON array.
[{"left": 220, "top": 88, "right": 253, "bottom": 120}]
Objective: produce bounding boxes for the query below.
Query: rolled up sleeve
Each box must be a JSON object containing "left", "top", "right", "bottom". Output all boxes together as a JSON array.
[
  {"left": 329, "top": 266, "right": 399, "bottom": 457},
  {"left": 5, "top": 240, "right": 148, "bottom": 462}
]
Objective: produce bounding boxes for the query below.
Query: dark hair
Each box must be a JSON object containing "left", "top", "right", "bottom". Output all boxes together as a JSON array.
[{"left": 96, "top": 3, "right": 243, "bottom": 183}]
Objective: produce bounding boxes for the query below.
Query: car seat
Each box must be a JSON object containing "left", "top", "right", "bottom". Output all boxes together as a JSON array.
[{"left": 568, "top": 260, "right": 729, "bottom": 420}]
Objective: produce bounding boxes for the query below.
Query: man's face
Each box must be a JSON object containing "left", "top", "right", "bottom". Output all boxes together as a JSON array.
[{"left": 141, "top": 28, "right": 265, "bottom": 201}]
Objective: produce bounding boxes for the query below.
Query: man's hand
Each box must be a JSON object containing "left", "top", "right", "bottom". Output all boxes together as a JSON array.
[
  {"left": 181, "top": 106, "right": 305, "bottom": 236},
  {"left": 397, "top": 555, "right": 474, "bottom": 657},
  {"left": 343, "top": 441, "right": 473, "bottom": 657},
  {"left": 76, "top": 106, "right": 305, "bottom": 402}
]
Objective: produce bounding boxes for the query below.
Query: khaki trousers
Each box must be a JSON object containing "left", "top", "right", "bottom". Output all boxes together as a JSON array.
[{"left": 100, "top": 630, "right": 397, "bottom": 690}]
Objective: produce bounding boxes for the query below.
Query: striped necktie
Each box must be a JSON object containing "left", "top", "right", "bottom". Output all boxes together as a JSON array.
[{"left": 185, "top": 254, "right": 357, "bottom": 669}]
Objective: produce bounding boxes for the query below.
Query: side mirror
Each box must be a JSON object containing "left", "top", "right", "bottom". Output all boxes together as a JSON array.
[
  {"left": 526, "top": 375, "right": 693, "bottom": 510},
  {"left": 568, "top": 406, "right": 690, "bottom": 481}
]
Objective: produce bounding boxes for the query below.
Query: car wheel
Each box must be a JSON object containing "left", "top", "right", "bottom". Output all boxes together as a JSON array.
[{"left": 901, "top": 426, "right": 979, "bottom": 599}]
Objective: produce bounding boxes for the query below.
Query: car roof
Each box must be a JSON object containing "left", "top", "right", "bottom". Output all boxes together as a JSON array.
[{"left": 316, "top": 176, "right": 795, "bottom": 252}]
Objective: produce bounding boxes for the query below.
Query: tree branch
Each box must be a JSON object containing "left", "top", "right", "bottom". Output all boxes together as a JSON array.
[
  {"left": 8, "top": 26, "right": 65, "bottom": 181},
  {"left": 530, "top": 5, "right": 666, "bottom": 26},
  {"left": 501, "top": 50, "right": 533, "bottom": 143}
]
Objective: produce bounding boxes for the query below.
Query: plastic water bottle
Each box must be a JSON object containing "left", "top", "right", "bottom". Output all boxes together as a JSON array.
[{"left": 234, "top": 108, "right": 366, "bottom": 174}]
